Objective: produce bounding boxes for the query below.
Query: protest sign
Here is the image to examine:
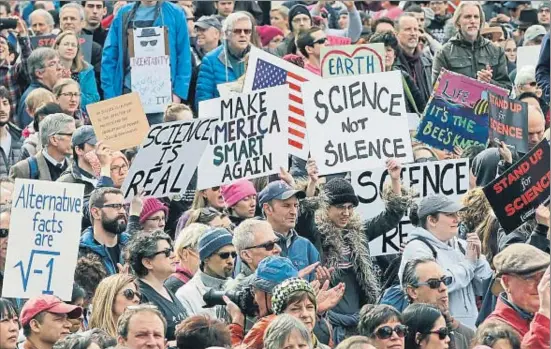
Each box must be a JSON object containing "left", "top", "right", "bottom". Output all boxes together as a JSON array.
[
  {"left": 87, "top": 92, "right": 150, "bottom": 151},
  {"left": 326, "top": 35, "right": 352, "bottom": 46},
  {"left": 130, "top": 56, "right": 172, "bottom": 114},
  {"left": 122, "top": 118, "right": 218, "bottom": 200},
  {"left": 483, "top": 139, "right": 550, "bottom": 233},
  {"left": 302, "top": 70, "right": 413, "bottom": 175},
  {"left": 517, "top": 45, "right": 541, "bottom": 71},
  {"left": 78, "top": 34, "right": 93, "bottom": 63},
  {"left": 433, "top": 69, "right": 509, "bottom": 108},
  {"left": 487, "top": 91, "right": 529, "bottom": 154},
  {"left": 197, "top": 85, "right": 289, "bottom": 189},
  {"left": 352, "top": 159, "right": 469, "bottom": 256},
  {"left": 320, "top": 43, "right": 385, "bottom": 77},
  {"left": 30, "top": 34, "right": 56, "bottom": 49},
  {"left": 415, "top": 97, "right": 489, "bottom": 152},
  {"left": 408, "top": 113, "right": 420, "bottom": 131},
  {"left": 243, "top": 46, "right": 320, "bottom": 160},
  {"left": 1, "top": 180, "right": 84, "bottom": 301}
]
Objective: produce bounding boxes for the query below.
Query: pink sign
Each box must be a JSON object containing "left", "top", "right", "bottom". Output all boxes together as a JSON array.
[{"left": 326, "top": 35, "right": 352, "bottom": 47}]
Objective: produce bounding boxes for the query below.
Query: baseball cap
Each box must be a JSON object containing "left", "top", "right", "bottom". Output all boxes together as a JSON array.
[
  {"left": 258, "top": 180, "right": 306, "bottom": 206},
  {"left": 539, "top": 2, "right": 551, "bottom": 10},
  {"left": 524, "top": 24, "right": 547, "bottom": 43},
  {"left": 20, "top": 295, "right": 82, "bottom": 326},
  {"left": 195, "top": 15, "right": 222, "bottom": 30},
  {"left": 72, "top": 126, "right": 97, "bottom": 147},
  {"left": 417, "top": 194, "right": 464, "bottom": 219},
  {"left": 504, "top": 1, "right": 530, "bottom": 9},
  {"left": 252, "top": 256, "right": 299, "bottom": 293}
]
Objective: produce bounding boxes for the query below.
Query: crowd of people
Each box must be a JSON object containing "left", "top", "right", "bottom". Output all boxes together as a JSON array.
[{"left": 0, "top": 1, "right": 550, "bottom": 349}]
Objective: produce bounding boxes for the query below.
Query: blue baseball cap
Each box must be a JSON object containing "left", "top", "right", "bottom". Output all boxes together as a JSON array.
[
  {"left": 258, "top": 180, "right": 306, "bottom": 206},
  {"left": 252, "top": 256, "right": 299, "bottom": 293}
]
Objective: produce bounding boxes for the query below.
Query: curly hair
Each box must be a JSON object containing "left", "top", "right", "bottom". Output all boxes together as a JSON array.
[
  {"left": 74, "top": 254, "right": 108, "bottom": 302},
  {"left": 126, "top": 230, "right": 172, "bottom": 278},
  {"left": 459, "top": 188, "right": 491, "bottom": 233},
  {"left": 175, "top": 315, "right": 231, "bottom": 349}
]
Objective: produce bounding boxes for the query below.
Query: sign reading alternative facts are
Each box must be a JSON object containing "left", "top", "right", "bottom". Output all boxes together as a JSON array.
[
  {"left": 302, "top": 70, "right": 413, "bottom": 175},
  {"left": 487, "top": 91, "right": 529, "bottom": 154},
  {"left": 2, "top": 180, "right": 84, "bottom": 301},
  {"left": 483, "top": 140, "right": 550, "bottom": 233},
  {"left": 197, "top": 85, "right": 289, "bottom": 189},
  {"left": 122, "top": 118, "right": 218, "bottom": 200},
  {"left": 320, "top": 43, "right": 385, "bottom": 77}
]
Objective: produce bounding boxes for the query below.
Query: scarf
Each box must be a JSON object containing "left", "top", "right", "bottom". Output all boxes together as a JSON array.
[
  {"left": 397, "top": 47, "right": 429, "bottom": 103},
  {"left": 225, "top": 41, "right": 250, "bottom": 78}
]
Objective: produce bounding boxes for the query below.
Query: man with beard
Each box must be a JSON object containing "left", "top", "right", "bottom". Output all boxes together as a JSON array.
[
  {"left": 79, "top": 187, "right": 130, "bottom": 275},
  {"left": 0, "top": 87, "right": 22, "bottom": 177}
]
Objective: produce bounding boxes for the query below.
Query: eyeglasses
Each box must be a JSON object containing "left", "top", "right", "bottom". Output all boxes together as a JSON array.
[
  {"left": 334, "top": 204, "right": 355, "bottom": 212},
  {"left": 373, "top": 324, "right": 409, "bottom": 339},
  {"left": 244, "top": 238, "right": 281, "bottom": 251},
  {"left": 310, "top": 37, "right": 327, "bottom": 46},
  {"left": 232, "top": 28, "right": 252, "bottom": 35},
  {"left": 427, "top": 327, "right": 451, "bottom": 340},
  {"left": 0, "top": 229, "right": 8, "bottom": 238},
  {"left": 150, "top": 247, "right": 173, "bottom": 258},
  {"left": 122, "top": 289, "right": 141, "bottom": 301},
  {"left": 413, "top": 276, "right": 452, "bottom": 289},
  {"left": 140, "top": 40, "right": 158, "bottom": 47},
  {"left": 60, "top": 92, "right": 81, "bottom": 98},
  {"left": 415, "top": 156, "right": 438, "bottom": 163},
  {"left": 539, "top": 8, "right": 550, "bottom": 13},
  {"left": 100, "top": 203, "right": 125, "bottom": 211},
  {"left": 217, "top": 251, "right": 237, "bottom": 260},
  {"left": 110, "top": 164, "right": 129, "bottom": 173},
  {"left": 526, "top": 81, "right": 538, "bottom": 87}
]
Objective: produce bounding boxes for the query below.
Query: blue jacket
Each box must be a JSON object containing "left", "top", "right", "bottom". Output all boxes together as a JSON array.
[
  {"left": 79, "top": 227, "right": 130, "bottom": 275},
  {"left": 101, "top": 1, "right": 192, "bottom": 100},
  {"left": 536, "top": 33, "right": 550, "bottom": 102},
  {"left": 195, "top": 45, "right": 239, "bottom": 106},
  {"left": 78, "top": 65, "right": 100, "bottom": 110}
]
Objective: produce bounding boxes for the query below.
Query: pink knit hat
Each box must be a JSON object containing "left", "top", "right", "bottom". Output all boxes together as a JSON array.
[
  {"left": 221, "top": 179, "right": 256, "bottom": 208},
  {"left": 139, "top": 197, "right": 169, "bottom": 225},
  {"left": 256, "top": 25, "right": 284, "bottom": 47}
]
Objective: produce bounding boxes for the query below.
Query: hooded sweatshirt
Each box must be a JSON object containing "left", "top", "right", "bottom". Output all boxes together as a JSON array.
[{"left": 399, "top": 226, "right": 493, "bottom": 328}]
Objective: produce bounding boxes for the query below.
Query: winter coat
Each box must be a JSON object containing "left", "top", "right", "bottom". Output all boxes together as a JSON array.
[
  {"left": 0, "top": 123, "right": 23, "bottom": 177},
  {"left": 9, "top": 151, "right": 53, "bottom": 181},
  {"left": 195, "top": 45, "right": 240, "bottom": 105},
  {"left": 399, "top": 226, "right": 493, "bottom": 328},
  {"left": 432, "top": 32, "right": 512, "bottom": 91},
  {"left": 57, "top": 161, "right": 98, "bottom": 197},
  {"left": 536, "top": 33, "right": 550, "bottom": 102},
  {"left": 78, "top": 227, "right": 130, "bottom": 275},
  {"left": 77, "top": 65, "right": 100, "bottom": 109},
  {"left": 394, "top": 48, "right": 433, "bottom": 107}
]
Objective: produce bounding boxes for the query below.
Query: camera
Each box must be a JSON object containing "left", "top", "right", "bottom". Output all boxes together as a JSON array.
[
  {"left": 203, "top": 286, "right": 258, "bottom": 318},
  {"left": 0, "top": 18, "right": 17, "bottom": 31}
]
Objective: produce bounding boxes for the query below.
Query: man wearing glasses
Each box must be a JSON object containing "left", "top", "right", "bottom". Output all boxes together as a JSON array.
[
  {"left": 10, "top": 113, "right": 75, "bottom": 181},
  {"left": 402, "top": 257, "right": 475, "bottom": 349}
]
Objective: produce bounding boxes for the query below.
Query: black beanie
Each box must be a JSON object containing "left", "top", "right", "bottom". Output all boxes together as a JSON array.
[
  {"left": 324, "top": 178, "right": 359, "bottom": 207},
  {"left": 288, "top": 4, "right": 312, "bottom": 32}
]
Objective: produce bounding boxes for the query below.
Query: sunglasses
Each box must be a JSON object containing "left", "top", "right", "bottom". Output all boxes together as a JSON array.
[
  {"left": 414, "top": 276, "right": 452, "bottom": 289},
  {"left": 374, "top": 324, "right": 408, "bottom": 339},
  {"left": 0, "top": 229, "right": 7, "bottom": 238},
  {"left": 310, "top": 37, "right": 327, "bottom": 46},
  {"left": 122, "top": 289, "right": 141, "bottom": 301},
  {"left": 244, "top": 238, "right": 281, "bottom": 251},
  {"left": 217, "top": 251, "right": 237, "bottom": 259},
  {"left": 427, "top": 327, "right": 451, "bottom": 340},
  {"left": 150, "top": 247, "right": 173, "bottom": 258},
  {"left": 140, "top": 40, "right": 158, "bottom": 47},
  {"left": 232, "top": 28, "right": 252, "bottom": 35}
]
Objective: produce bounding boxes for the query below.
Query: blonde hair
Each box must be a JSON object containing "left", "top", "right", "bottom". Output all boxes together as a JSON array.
[
  {"left": 164, "top": 103, "right": 193, "bottom": 122},
  {"left": 89, "top": 274, "right": 138, "bottom": 338},
  {"left": 452, "top": 2, "right": 485, "bottom": 30},
  {"left": 53, "top": 78, "right": 80, "bottom": 98},
  {"left": 54, "top": 30, "right": 88, "bottom": 72},
  {"left": 459, "top": 187, "right": 491, "bottom": 232},
  {"left": 25, "top": 88, "right": 55, "bottom": 115},
  {"left": 270, "top": 6, "right": 289, "bottom": 19},
  {"left": 174, "top": 223, "right": 209, "bottom": 257},
  {"left": 191, "top": 190, "right": 209, "bottom": 210}
]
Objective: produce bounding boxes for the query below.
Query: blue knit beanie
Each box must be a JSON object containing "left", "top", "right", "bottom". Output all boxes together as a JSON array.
[{"left": 198, "top": 228, "right": 233, "bottom": 261}]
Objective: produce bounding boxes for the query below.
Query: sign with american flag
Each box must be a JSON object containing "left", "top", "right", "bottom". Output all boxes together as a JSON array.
[{"left": 243, "top": 47, "right": 321, "bottom": 160}]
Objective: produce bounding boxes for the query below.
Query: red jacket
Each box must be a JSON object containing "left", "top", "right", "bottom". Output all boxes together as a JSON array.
[
  {"left": 484, "top": 296, "right": 550, "bottom": 349},
  {"left": 229, "top": 314, "right": 276, "bottom": 349}
]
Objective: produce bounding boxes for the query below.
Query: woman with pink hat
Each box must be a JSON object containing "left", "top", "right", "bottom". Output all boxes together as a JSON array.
[
  {"left": 221, "top": 179, "right": 258, "bottom": 227},
  {"left": 137, "top": 197, "right": 170, "bottom": 233}
]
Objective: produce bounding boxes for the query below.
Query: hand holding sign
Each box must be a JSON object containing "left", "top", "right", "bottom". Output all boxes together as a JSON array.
[
  {"left": 477, "top": 66, "right": 493, "bottom": 83},
  {"left": 537, "top": 267, "right": 551, "bottom": 319},
  {"left": 535, "top": 204, "right": 551, "bottom": 227},
  {"left": 497, "top": 140, "right": 513, "bottom": 164},
  {"left": 306, "top": 159, "right": 319, "bottom": 183}
]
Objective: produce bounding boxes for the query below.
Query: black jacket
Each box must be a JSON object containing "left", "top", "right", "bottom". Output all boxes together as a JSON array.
[{"left": 394, "top": 48, "right": 433, "bottom": 108}]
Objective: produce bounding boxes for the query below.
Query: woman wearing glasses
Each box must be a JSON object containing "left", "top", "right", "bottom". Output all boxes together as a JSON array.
[
  {"left": 53, "top": 31, "right": 99, "bottom": 111},
  {"left": 137, "top": 197, "right": 169, "bottom": 233},
  {"left": 126, "top": 231, "right": 187, "bottom": 342},
  {"left": 402, "top": 304, "right": 451, "bottom": 349},
  {"left": 358, "top": 304, "right": 407, "bottom": 349},
  {"left": 53, "top": 79, "right": 86, "bottom": 125},
  {"left": 89, "top": 274, "right": 140, "bottom": 338}
]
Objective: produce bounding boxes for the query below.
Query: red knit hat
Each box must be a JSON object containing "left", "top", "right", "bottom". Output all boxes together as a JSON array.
[
  {"left": 256, "top": 25, "right": 284, "bottom": 47},
  {"left": 221, "top": 179, "right": 256, "bottom": 208},
  {"left": 139, "top": 197, "right": 169, "bottom": 225}
]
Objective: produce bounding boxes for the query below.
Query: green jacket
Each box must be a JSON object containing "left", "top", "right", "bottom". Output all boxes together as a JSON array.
[{"left": 432, "top": 32, "right": 512, "bottom": 91}]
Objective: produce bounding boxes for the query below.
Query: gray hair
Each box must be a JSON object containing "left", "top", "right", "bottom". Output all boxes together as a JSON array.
[
  {"left": 395, "top": 12, "right": 418, "bottom": 32},
  {"left": 174, "top": 223, "right": 209, "bottom": 253},
  {"left": 263, "top": 314, "right": 313, "bottom": 349},
  {"left": 127, "top": 230, "right": 173, "bottom": 278},
  {"left": 232, "top": 219, "right": 271, "bottom": 252},
  {"left": 222, "top": 11, "right": 252, "bottom": 38},
  {"left": 39, "top": 113, "right": 74, "bottom": 147},
  {"left": 27, "top": 47, "right": 59, "bottom": 80},
  {"left": 117, "top": 304, "right": 167, "bottom": 339},
  {"left": 29, "top": 9, "right": 55, "bottom": 27},
  {"left": 60, "top": 2, "right": 85, "bottom": 21},
  {"left": 515, "top": 65, "right": 536, "bottom": 87},
  {"left": 452, "top": 2, "right": 485, "bottom": 30},
  {"left": 401, "top": 257, "right": 437, "bottom": 302}
]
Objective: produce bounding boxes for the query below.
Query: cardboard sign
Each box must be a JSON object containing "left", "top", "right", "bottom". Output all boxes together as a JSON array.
[
  {"left": 488, "top": 91, "right": 529, "bottom": 154},
  {"left": 130, "top": 56, "right": 172, "bottom": 114},
  {"left": 197, "top": 85, "right": 289, "bottom": 189},
  {"left": 320, "top": 43, "right": 385, "bottom": 77},
  {"left": 517, "top": 45, "right": 541, "bottom": 71},
  {"left": 30, "top": 34, "right": 56, "bottom": 49},
  {"left": 1, "top": 180, "right": 84, "bottom": 300},
  {"left": 351, "top": 158, "right": 470, "bottom": 256},
  {"left": 87, "top": 92, "right": 150, "bottom": 151},
  {"left": 415, "top": 97, "right": 489, "bottom": 152},
  {"left": 433, "top": 69, "right": 509, "bottom": 109},
  {"left": 243, "top": 46, "right": 321, "bottom": 160},
  {"left": 122, "top": 118, "right": 218, "bottom": 200},
  {"left": 483, "top": 140, "right": 550, "bottom": 233},
  {"left": 302, "top": 70, "right": 414, "bottom": 175}
]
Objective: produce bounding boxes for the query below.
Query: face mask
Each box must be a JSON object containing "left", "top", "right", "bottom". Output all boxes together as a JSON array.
[{"left": 83, "top": 150, "right": 101, "bottom": 177}]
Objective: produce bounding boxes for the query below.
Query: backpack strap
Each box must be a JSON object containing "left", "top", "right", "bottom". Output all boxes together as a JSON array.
[
  {"left": 408, "top": 236, "right": 438, "bottom": 259},
  {"left": 27, "top": 156, "right": 39, "bottom": 180}
]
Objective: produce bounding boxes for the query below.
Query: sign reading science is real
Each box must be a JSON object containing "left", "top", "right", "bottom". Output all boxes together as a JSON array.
[{"left": 301, "top": 70, "right": 414, "bottom": 176}]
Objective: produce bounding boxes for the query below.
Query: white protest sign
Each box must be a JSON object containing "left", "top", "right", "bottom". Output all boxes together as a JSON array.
[
  {"left": 197, "top": 85, "right": 289, "bottom": 189},
  {"left": 351, "top": 158, "right": 470, "bottom": 256},
  {"left": 2, "top": 180, "right": 84, "bottom": 301},
  {"left": 320, "top": 43, "right": 385, "bottom": 77},
  {"left": 302, "top": 70, "right": 414, "bottom": 176},
  {"left": 122, "top": 118, "right": 218, "bottom": 201},
  {"left": 133, "top": 27, "right": 166, "bottom": 58},
  {"left": 131, "top": 56, "right": 172, "bottom": 114},
  {"left": 407, "top": 113, "right": 420, "bottom": 131},
  {"left": 516, "top": 45, "right": 541, "bottom": 71}
]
